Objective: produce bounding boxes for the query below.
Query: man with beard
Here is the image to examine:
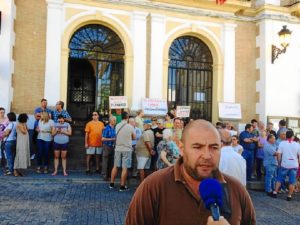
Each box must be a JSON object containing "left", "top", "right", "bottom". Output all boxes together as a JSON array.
[{"left": 126, "top": 120, "right": 256, "bottom": 225}]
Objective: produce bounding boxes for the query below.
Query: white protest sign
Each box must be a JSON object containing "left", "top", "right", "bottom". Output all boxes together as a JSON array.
[
  {"left": 109, "top": 96, "right": 128, "bottom": 109},
  {"left": 142, "top": 98, "right": 168, "bottom": 115},
  {"left": 176, "top": 106, "right": 191, "bottom": 118},
  {"left": 218, "top": 102, "right": 242, "bottom": 120}
]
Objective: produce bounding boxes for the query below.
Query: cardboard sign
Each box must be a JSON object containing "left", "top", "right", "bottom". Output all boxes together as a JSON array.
[
  {"left": 109, "top": 96, "right": 128, "bottom": 109},
  {"left": 176, "top": 106, "right": 191, "bottom": 118},
  {"left": 142, "top": 98, "right": 168, "bottom": 115},
  {"left": 218, "top": 102, "right": 242, "bottom": 120}
]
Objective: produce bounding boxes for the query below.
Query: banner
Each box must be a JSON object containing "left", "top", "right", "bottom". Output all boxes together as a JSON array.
[
  {"left": 109, "top": 96, "right": 128, "bottom": 109},
  {"left": 176, "top": 106, "right": 191, "bottom": 118},
  {"left": 142, "top": 98, "right": 168, "bottom": 115},
  {"left": 218, "top": 102, "right": 242, "bottom": 120}
]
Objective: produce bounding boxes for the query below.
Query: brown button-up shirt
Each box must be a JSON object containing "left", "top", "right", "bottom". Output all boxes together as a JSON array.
[{"left": 126, "top": 158, "right": 256, "bottom": 225}]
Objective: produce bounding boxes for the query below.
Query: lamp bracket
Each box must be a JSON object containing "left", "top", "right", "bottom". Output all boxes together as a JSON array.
[{"left": 272, "top": 45, "right": 287, "bottom": 64}]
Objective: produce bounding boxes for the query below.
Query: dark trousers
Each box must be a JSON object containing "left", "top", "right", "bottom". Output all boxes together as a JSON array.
[
  {"left": 131, "top": 145, "right": 137, "bottom": 176},
  {"left": 102, "top": 145, "right": 114, "bottom": 177},
  {"left": 37, "top": 139, "right": 51, "bottom": 168},
  {"left": 256, "top": 158, "right": 264, "bottom": 180},
  {"left": 1, "top": 141, "right": 7, "bottom": 169},
  {"left": 242, "top": 149, "right": 254, "bottom": 181}
]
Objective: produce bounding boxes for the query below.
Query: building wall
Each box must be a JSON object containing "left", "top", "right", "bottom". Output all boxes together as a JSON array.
[
  {"left": 59, "top": 1, "right": 228, "bottom": 122},
  {"left": 8, "top": 0, "right": 300, "bottom": 124},
  {"left": 12, "top": 0, "right": 47, "bottom": 114},
  {"left": 10, "top": 0, "right": 245, "bottom": 122},
  {"left": 256, "top": 19, "right": 300, "bottom": 121},
  {"left": 235, "top": 21, "right": 257, "bottom": 123}
]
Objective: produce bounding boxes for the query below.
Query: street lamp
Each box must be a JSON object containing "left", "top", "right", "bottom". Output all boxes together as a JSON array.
[{"left": 272, "top": 25, "right": 292, "bottom": 64}]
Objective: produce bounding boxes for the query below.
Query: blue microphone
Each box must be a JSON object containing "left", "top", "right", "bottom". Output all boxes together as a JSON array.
[{"left": 199, "top": 178, "right": 223, "bottom": 221}]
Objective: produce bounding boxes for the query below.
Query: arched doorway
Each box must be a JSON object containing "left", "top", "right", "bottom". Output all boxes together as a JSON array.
[
  {"left": 67, "top": 24, "right": 125, "bottom": 122},
  {"left": 168, "top": 36, "right": 213, "bottom": 121}
]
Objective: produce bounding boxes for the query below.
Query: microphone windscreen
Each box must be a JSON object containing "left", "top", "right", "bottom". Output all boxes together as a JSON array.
[{"left": 199, "top": 178, "right": 223, "bottom": 210}]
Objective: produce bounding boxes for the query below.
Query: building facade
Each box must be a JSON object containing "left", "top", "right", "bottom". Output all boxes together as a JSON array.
[{"left": 1, "top": 0, "right": 300, "bottom": 124}]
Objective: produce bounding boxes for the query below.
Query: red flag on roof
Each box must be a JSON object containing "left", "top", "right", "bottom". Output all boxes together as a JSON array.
[{"left": 216, "top": 0, "right": 226, "bottom": 4}]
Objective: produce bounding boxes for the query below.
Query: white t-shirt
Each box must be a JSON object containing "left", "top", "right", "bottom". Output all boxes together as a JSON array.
[
  {"left": 232, "top": 144, "right": 243, "bottom": 153},
  {"left": 4, "top": 122, "right": 17, "bottom": 141},
  {"left": 278, "top": 141, "right": 300, "bottom": 169},
  {"left": 226, "top": 129, "right": 237, "bottom": 136},
  {"left": 219, "top": 146, "right": 247, "bottom": 186},
  {"left": 37, "top": 120, "right": 54, "bottom": 141}
]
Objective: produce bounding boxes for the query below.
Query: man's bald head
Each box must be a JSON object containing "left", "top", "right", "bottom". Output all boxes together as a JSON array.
[
  {"left": 218, "top": 129, "right": 232, "bottom": 146},
  {"left": 182, "top": 119, "right": 221, "bottom": 144},
  {"left": 180, "top": 119, "right": 222, "bottom": 181}
]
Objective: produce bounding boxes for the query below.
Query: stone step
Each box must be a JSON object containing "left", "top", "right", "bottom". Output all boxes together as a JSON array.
[{"left": 247, "top": 180, "right": 264, "bottom": 191}]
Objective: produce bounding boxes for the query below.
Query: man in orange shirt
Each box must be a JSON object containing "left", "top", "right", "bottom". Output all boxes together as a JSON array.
[{"left": 85, "top": 111, "right": 105, "bottom": 174}]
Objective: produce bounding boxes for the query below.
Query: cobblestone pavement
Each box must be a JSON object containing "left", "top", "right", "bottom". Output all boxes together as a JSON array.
[
  {"left": 250, "top": 190, "right": 300, "bottom": 225},
  {"left": 0, "top": 172, "right": 299, "bottom": 225}
]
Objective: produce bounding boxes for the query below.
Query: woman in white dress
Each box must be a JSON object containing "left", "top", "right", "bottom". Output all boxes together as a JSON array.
[{"left": 14, "top": 113, "right": 31, "bottom": 176}]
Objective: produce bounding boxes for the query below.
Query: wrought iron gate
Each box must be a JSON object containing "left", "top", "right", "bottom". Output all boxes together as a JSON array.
[
  {"left": 67, "top": 24, "right": 125, "bottom": 120},
  {"left": 168, "top": 36, "right": 213, "bottom": 121}
]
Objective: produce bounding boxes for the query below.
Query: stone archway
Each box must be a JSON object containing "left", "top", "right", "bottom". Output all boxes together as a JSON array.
[
  {"left": 167, "top": 35, "right": 213, "bottom": 121},
  {"left": 163, "top": 27, "right": 223, "bottom": 123},
  {"left": 67, "top": 24, "right": 125, "bottom": 122},
  {"left": 61, "top": 14, "right": 134, "bottom": 108}
]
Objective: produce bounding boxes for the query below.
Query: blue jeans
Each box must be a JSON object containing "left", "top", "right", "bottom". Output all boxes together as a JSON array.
[
  {"left": 277, "top": 167, "right": 297, "bottom": 185},
  {"left": 5, "top": 140, "right": 16, "bottom": 172},
  {"left": 264, "top": 165, "right": 277, "bottom": 192},
  {"left": 242, "top": 149, "right": 254, "bottom": 180},
  {"left": 37, "top": 139, "right": 51, "bottom": 167}
]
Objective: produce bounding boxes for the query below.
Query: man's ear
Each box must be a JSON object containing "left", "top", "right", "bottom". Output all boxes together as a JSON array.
[{"left": 178, "top": 140, "right": 184, "bottom": 156}]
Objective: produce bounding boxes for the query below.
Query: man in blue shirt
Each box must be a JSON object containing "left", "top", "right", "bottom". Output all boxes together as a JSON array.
[
  {"left": 239, "top": 124, "right": 258, "bottom": 181},
  {"left": 102, "top": 116, "right": 116, "bottom": 180},
  {"left": 34, "top": 99, "right": 52, "bottom": 120},
  {"left": 263, "top": 134, "right": 278, "bottom": 195},
  {"left": 276, "top": 119, "right": 287, "bottom": 139},
  {"left": 51, "top": 101, "right": 72, "bottom": 123}
]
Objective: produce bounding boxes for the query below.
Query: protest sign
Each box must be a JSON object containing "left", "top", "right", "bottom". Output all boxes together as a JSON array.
[
  {"left": 109, "top": 96, "right": 128, "bottom": 109},
  {"left": 176, "top": 106, "right": 191, "bottom": 118},
  {"left": 218, "top": 102, "right": 242, "bottom": 120},
  {"left": 142, "top": 98, "right": 168, "bottom": 115}
]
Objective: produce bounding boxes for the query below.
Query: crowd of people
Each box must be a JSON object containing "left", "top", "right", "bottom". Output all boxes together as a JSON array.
[
  {"left": 0, "top": 99, "right": 72, "bottom": 176},
  {"left": 237, "top": 119, "right": 300, "bottom": 201},
  {"left": 1, "top": 99, "right": 300, "bottom": 202}
]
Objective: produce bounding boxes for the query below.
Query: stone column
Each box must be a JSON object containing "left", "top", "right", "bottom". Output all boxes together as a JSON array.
[
  {"left": 0, "top": 0, "right": 16, "bottom": 111},
  {"left": 44, "top": 0, "right": 64, "bottom": 106},
  {"left": 130, "top": 12, "right": 148, "bottom": 111},
  {"left": 149, "top": 14, "right": 166, "bottom": 99},
  {"left": 222, "top": 23, "right": 236, "bottom": 103}
]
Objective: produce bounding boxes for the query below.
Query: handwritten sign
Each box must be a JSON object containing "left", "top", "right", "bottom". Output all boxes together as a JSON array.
[
  {"left": 176, "top": 106, "right": 191, "bottom": 118},
  {"left": 289, "top": 119, "right": 299, "bottom": 128},
  {"left": 109, "top": 96, "right": 128, "bottom": 109},
  {"left": 142, "top": 98, "right": 168, "bottom": 115},
  {"left": 219, "top": 102, "right": 242, "bottom": 120}
]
